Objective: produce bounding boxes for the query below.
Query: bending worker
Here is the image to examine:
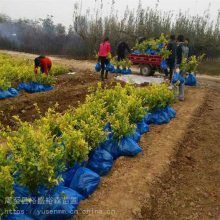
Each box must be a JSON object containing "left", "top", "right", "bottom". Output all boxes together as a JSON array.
[
  {"left": 116, "top": 41, "right": 131, "bottom": 61},
  {"left": 34, "top": 55, "right": 52, "bottom": 75}
]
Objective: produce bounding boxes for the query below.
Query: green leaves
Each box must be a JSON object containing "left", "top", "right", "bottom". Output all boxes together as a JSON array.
[
  {"left": 135, "top": 84, "right": 175, "bottom": 111},
  {"left": 134, "top": 33, "right": 170, "bottom": 58},
  {"left": 111, "top": 57, "right": 133, "bottom": 69},
  {"left": 6, "top": 119, "right": 65, "bottom": 193},
  {"left": 0, "top": 148, "right": 15, "bottom": 217},
  {"left": 0, "top": 82, "right": 175, "bottom": 198},
  {"left": 59, "top": 128, "right": 90, "bottom": 167},
  {"left": 180, "top": 54, "right": 205, "bottom": 73},
  {"left": 0, "top": 53, "right": 68, "bottom": 90}
]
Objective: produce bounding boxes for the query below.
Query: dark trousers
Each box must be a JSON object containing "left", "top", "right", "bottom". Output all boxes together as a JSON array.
[
  {"left": 165, "top": 60, "right": 175, "bottom": 81},
  {"left": 99, "top": 56, "right": 109, "bottom": 80},
  {"left": 117, "top": 53, "right": 125, "bottom": 61}
]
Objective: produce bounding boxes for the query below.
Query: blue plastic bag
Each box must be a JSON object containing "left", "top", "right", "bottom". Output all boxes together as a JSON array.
[
  {"left": 133, "top": 50, "right": 141, "bottom": 55},
  {"left": 32, "top": 186, "right": 84, "bottom": 220},
  {"left": 185, "top": 73, "right": 197, "bottom": 86},
  {"left": 164, "top": 106, "right": 176, "bottom": 119},
  {"left": 110, "top": 66, "right": 116, "bottom": 73},
  {"left": 158, "top": 43, "right": 164, "bottom": 50},
  {"left": 13, "top": 184, "right": 34, "bottom": 215},
  {"left": 3, "top": 214, "right": 35, "bottom": 220},
  {"left": 60, "top": 163, "right": 80, "bottom": 187},
  {"left": 160, "top": 60, "right": 168, "bottom": 70},
  {"left": 17, "top": 82, "right": 53, "bottom": 93},
  {"left": 136, "top": 119, "right": 150, "bottom": 135},
  {"left": 100, "top": 139, "right": 120, "bottom": 160},
  {"left": 172, "top": 73, "right": 185, "bottom": 85},
  {"left": 95, "top": 63, "right": 101, "bottom": 72},
  {"left": 145, "top": 49, "right": 151, "bottom": 55},
  {"left": 106, "top": 63, "right": 114, "bottom": 72},
  {"left": 127, "top": 68, "right": 132, "bottom": 74},
  {"left": 87, "top": 148, "right": 113, "bottom": 176},
  {"left": 115, "top": 68, "right": 122, "bottom": 73},
  {"left": 118, "top": 137, "right": 142, "bottom": 157},
  {"left": 150, "top": 50, "right": 157, "bottom": 55},
  {"left": 121, "top": 69, "right": 132, "bottom": 75},
  {"left": 0, "top": 88, "right": 19, "bottom": 99},
  {"left": 70, "top": 167, "right": 100, "bottom": 198},
  {"left": 144, "top": 110, "right": 170, "bottom": 125},
  {"left": 121, "top": 68, "right": 127, "bottom": 74},
  {"left": 172, "top": 73, "right": 179, "bottom": 84},
  {"left": 129, "top": 130, "right": 141, "bottom": 143}
]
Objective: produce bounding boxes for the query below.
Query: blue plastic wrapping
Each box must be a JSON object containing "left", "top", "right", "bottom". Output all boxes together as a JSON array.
[
  {"left": 17, "top": 82, "right": 53, "bottom": 93},
  {"left": 150, "top": 50, "right": 157, "bottom": 55},
  {"left": 172, "top": 73, "right": 185, "bottom": 85},
  {"left": 0, "top": 88, "right": 19, "bottom": 99},
  {"left": 144, "top": 110, "right": 170, "bottom": 125},
  {"left": 95, "top": 63, "right": 101, "bottom": 72},
  {"left": 145, "top": 49, "right": 151, "bottom": 55},
  {"left": 101, "top": 135, "right": 142, "bottom": 159},
  {"left": 70, "top": 167, "right": 100, "bottom": 198},
  {"left": 110, "top": 67, "right": 116, "bottom": 73},
  {"left": 172, "top": 73, "right": 179, "bottom": 84},
  {"left": 13, "top": 184, "right": 34, "bottom": 215},
  {"left": 87, "top": 148, "right": 113, "bottom": 176},
  {"left": 118, "top": 137, "right": 142, "bottom": 157},
  {"left": 121, "top": 68, "right": 127, "bottom": 74},
  {"left": 121, "top": 68, "right": 132, "bottom": 75},
  {"left": 129, "top": 130, "right": 141, "bottom": 143},
  {"left": 100, "top": 139, "right": 120, "bottom": 160},
  {"left": 106, "top": 63, "right": 114, "bottom": 72},
  {"left": 32, "top": 186, "right": 84, "bottom": 220},
  {"left": 61, "top": 163, "right": 80, "bottom": 187},
  {"left": 133, "top": 50, "right": 141, "bottom": 55},
  {"left": 127, "top": 68, "right": 132, "bottom": 74},
  {"left": 164, "top": 106, "right": 176, "bottom": 119},
  {"left": 160, "top": 60, "right": 168, "bottom": 70},
  {"left": 185, "top": 73, "right": 197, "bottom": 86},
  {"left": 115, "top": 68, "right": 122, "bottom": 73},
  {"left": 158, "top": 43, "right": 164, "bottom": 49},
  {"left": 136, "top": 119, "right": 150, "bottom": 135}
]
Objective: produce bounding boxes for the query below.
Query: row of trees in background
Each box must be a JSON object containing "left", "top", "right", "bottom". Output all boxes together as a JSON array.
[{"left": 0, "top": 0, "right": 220, "bottom": 59}]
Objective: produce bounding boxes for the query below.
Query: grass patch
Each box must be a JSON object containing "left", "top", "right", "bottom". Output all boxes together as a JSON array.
[{"left": 198, "top": 59, "right": 220, "bottom": 76}]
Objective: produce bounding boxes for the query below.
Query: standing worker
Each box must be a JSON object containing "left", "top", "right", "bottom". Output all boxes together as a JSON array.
[
  {"left": 98, "top": 37, "right": 111, "bottom": 81},
  {"left": 182, "top": 38, "right": 192, "bottom": 59},
  {"left": 116, "top": 41, "right": 131, "bottom": 61},
  {"left": 34, "top": 55, "right": 52, "bottom": 75},
  {"left": 176, "top": 34, "right": 185, "bottom": 101},
  {"left": 166, "top": 34, "right": 177, "bottom": 81},
  {"left": 176, "top": 35, "right": 185, "bottom": 67}
]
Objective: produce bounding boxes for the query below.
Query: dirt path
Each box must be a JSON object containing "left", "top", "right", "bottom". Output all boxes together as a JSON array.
[
  {"left": 144, "top": 82, "right": 220, "bottom": 220},
  {"left": 73, "top": 87, "right": 207, "bottom": 220}
]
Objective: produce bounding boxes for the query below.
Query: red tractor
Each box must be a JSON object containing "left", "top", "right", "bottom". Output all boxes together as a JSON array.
[{"left": 128, "top": 54, "right": 163, "bottom": 76}]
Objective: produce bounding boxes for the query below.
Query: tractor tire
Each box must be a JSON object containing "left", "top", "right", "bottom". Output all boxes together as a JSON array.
[{"left": 140, "top": 65, "right": 152, "bottom": 76}]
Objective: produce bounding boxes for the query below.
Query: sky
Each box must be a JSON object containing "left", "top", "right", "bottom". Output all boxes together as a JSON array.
[{"left": 0, "top": 0, "right": 219, "bottom": 27}]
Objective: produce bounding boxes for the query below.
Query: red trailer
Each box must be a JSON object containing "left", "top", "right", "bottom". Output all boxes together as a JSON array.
[{"left": 128, "top": 53, "right": 163, "bottom": 76}]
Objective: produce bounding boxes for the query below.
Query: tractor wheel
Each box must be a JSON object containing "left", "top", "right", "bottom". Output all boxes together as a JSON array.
[{"left": 140, "top": 65, "right": 152, "bottom": 76}]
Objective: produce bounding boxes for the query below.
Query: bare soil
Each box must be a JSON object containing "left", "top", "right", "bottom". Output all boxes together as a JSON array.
[
  {"left": 144, "top": 81, "right": 220, "bottom": 220},
  {"left": 0, "top": 50, "right": 219, "bottom": 220}
]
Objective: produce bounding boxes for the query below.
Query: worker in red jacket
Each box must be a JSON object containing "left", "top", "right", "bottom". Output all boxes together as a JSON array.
[
  {"left": 98, "top": 37, "right": 111, "bottom": 81},
  {"left": 34, "top": 55, "right": 52, "bottom": 75}
]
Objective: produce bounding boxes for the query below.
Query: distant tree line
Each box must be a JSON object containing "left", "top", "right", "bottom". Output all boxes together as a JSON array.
[{"left": 0, "top": 1, "right": 219, "bottom": 59}]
